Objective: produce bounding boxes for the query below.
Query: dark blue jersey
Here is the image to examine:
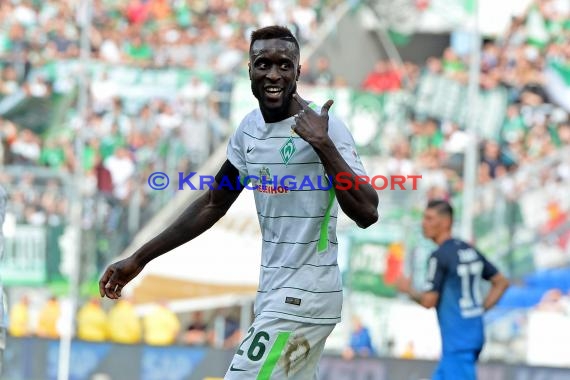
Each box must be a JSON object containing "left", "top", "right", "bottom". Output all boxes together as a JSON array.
[{"left": 424, "top": 238, "right": 498, "bottom": 353}]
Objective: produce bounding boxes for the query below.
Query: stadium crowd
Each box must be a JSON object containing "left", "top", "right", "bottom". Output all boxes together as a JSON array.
[
  {"left": 0, "top": 0, "right": 341, "bottom": 271},
  {"left": 2, "top": 0, "right": 568, "bottom": 228},
  {"left": 367, "top": 0, "right": 570, "bottom": 202},
  {"left": 0, "top": 0, "right": 337, "bottom": 69}
]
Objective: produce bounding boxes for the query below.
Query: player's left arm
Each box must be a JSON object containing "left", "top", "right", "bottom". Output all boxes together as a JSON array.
[
  {"left": 480, "top": 255, "right": 510, "bottom": 311},
  {"left": 291, "top": 94, "right": 378, "bottom": 228}
]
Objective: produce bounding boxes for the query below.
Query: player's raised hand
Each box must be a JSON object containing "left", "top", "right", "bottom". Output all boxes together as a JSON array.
[
  {"left": 99, "top": 256, "right": 144, "bottom": 299},
  {"left": 292, "top": 93, "right": 334, "bottom": 146}
]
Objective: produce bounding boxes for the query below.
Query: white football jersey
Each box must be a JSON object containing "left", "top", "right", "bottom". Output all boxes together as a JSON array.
[{"left": 227, "top": 103, "right": 367, "bottom": 324}]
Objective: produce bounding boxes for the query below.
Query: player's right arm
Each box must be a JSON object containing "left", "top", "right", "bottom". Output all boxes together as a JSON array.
[
  {"left": 99, "top": 160, "right": 243, "bottom": 299},
  {"left": 396, "top": 251, "right": 446, "bottom": 309}
]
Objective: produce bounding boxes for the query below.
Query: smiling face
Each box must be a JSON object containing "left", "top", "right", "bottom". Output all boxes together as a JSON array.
[{"left": 249, "top": 38, "right": 301, "bottom": 122}]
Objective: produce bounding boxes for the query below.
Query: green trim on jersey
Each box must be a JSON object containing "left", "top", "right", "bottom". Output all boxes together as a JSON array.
[
  {"left": 257, "top": 331, "right": 291, "bottom": 380},
  {"left": 240, "top": 172, "right": 250, "bottom": 186},
  {"left": 309, "top": 101, "right": 335, "bottom": 254},
  {"left": 318, "top": 187, "right": 336, "bottom": 253}
]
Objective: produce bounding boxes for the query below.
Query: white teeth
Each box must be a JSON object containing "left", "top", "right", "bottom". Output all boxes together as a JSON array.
[{"left": 266, "top": 87, "right": 282, "bottom": 93}]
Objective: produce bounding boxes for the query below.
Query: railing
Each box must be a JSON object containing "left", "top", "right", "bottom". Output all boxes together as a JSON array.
[{"left": 2, "top": 226, "right": 46, "bottom": 285}]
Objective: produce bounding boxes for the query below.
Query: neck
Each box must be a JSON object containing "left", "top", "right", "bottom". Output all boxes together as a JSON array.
[
  {"left": 260, "top": 93, "right": 305, "bottom": 123},
  {"left": 261, "top": 107, "right": 289, "bottom": 123},
  {"left": 434, "top": 231, "right": 452, "bottom": 246}
]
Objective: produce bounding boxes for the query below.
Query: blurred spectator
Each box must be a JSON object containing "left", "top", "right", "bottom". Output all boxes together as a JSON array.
[
  {"left": 501, "top": 104, "right": 526, "bottom": 143},
  {"left": 362, "top": 60, "right": 402, "bottom": 93},
  {"left": 0, "top": 66, "right": 20, "bottom": 95},
  {"left": 39, "top": 138, "right": 66, "bottom": 169},
  {"left": 101, "top": 100, "right": 132, "bottom": 137},
  {"left": 536, "top": 289, "right": 567, "bottom": 313},
  {"left": 442, "top": 122, "right": 469, "bottom": 156},
  {"left": 90, "top": 73, "right": 118, "bottom": 114},
  {"left": 77, "top": 298, "right": 108, "bottom": 342},
  {"left": 143, "top": 301, "right": 180, "bottom": 346},
  {"left": 124, "top": 35, "right": 153, "bottom": 64},
  {"left": 478, "top": 161, "right": 493, "bottom": 185},
  {"left": 221, "top": 311, "right": 241, "bottom": 349},
  {"left": 95, "top": 154, "right": 114, "bottom": 195},
  {"left": 104, "top": 147, "right": 135, "bottom": 201},
  {"left": 342, "top": 316, "right": 375, "bottom": 360},
  {"left": 183, "top": 311, "right": 209, "bottom": 346},
  {"left": 416, "top": 151, "right": 448, "bottom": 193},
  {"left": 482, "top": 41, "right": 500, "bottom": 72},
  {"left": 308, "top": 56, "right": 335, "bottom": 87},
  {"left": 386, "top": 141, "right": 414, "bottom": 176},
  {"left": 98, "top": 30, "right": 122, "bottom": 63},
  {"left": 108, "top": 298, "right": 142, "bottom": 344},
  {"left": 558, "top": 122, "right": 570, "bottom": 145},
  {"left": 442, "top": 47, "right": 466, "bottom": 81},
  {"left": 209, "top": 308, "right": 242, "bottom": 349},
  {"left": 36, "top": 296, "right": 61, "bottom": 339},
  {"left": 10, "top": 129, "right": 40, "bottom": 165},
  {"left": 150, "top": 0, "right": 172, "bottom": 22},
  {"left": 425, "top": 57, "right": 443, "bottom": 75},
  {"left": 125, "top": 0, "right": 150, "bottom": 25},
  {"left": 401, "top": 340, "right": 416, "bottom": 359},
  {"left": 180, "top": 76, "right": 211, "bottom": 112},
  {"left": 156, "top": 103, "right": 183, "bottom": 133},
  {"left": 409, "top": 118, "right": 444, "bottom": 158},
  {"left": 426, "top": 185, "right": 450, "bottom": 201},
  {"left": 291, "top": 0, "right": 318, "bottom": 44},
  {"left": 481, "top": 140, "right": 506, "bottom": 178},
  {"left": 8, "top": 295, "right": 30, "bottom": 337},
  {"left": 212, "top": 73, "right": 234, "bottom": 120},
  {"left": 25, "top": 74, "right": 51, "bottom": 97}
]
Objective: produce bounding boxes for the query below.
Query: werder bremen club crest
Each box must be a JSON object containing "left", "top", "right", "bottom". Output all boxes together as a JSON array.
[{"left": 280, "top": 137, "right": 297, "bottom": 165}]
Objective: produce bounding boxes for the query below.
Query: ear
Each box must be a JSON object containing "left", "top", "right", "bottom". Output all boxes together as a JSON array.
[
  {"left": 297, "top": 65, "right": 301, "bottom": 81},
  {"left": 248, "top": 62, "right": 252, "bottom": 80}
]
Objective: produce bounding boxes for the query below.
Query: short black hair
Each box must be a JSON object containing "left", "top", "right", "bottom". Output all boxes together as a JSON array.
[
  {"left": 250, "top": 25, "right": 300, "bottom": 56},
  {"left": 427, "top": 199, "right": 453, "bottom": 220}
]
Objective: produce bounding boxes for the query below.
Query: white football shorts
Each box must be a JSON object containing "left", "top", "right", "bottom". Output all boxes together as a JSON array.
[{"left": 224, "top": 314, "right": 336, "bottom": 380}]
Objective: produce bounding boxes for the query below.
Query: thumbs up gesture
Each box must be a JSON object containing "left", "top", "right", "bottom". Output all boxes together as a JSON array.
[{"left": 291, "top": 93, "right": 334, "bottom": 146}]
